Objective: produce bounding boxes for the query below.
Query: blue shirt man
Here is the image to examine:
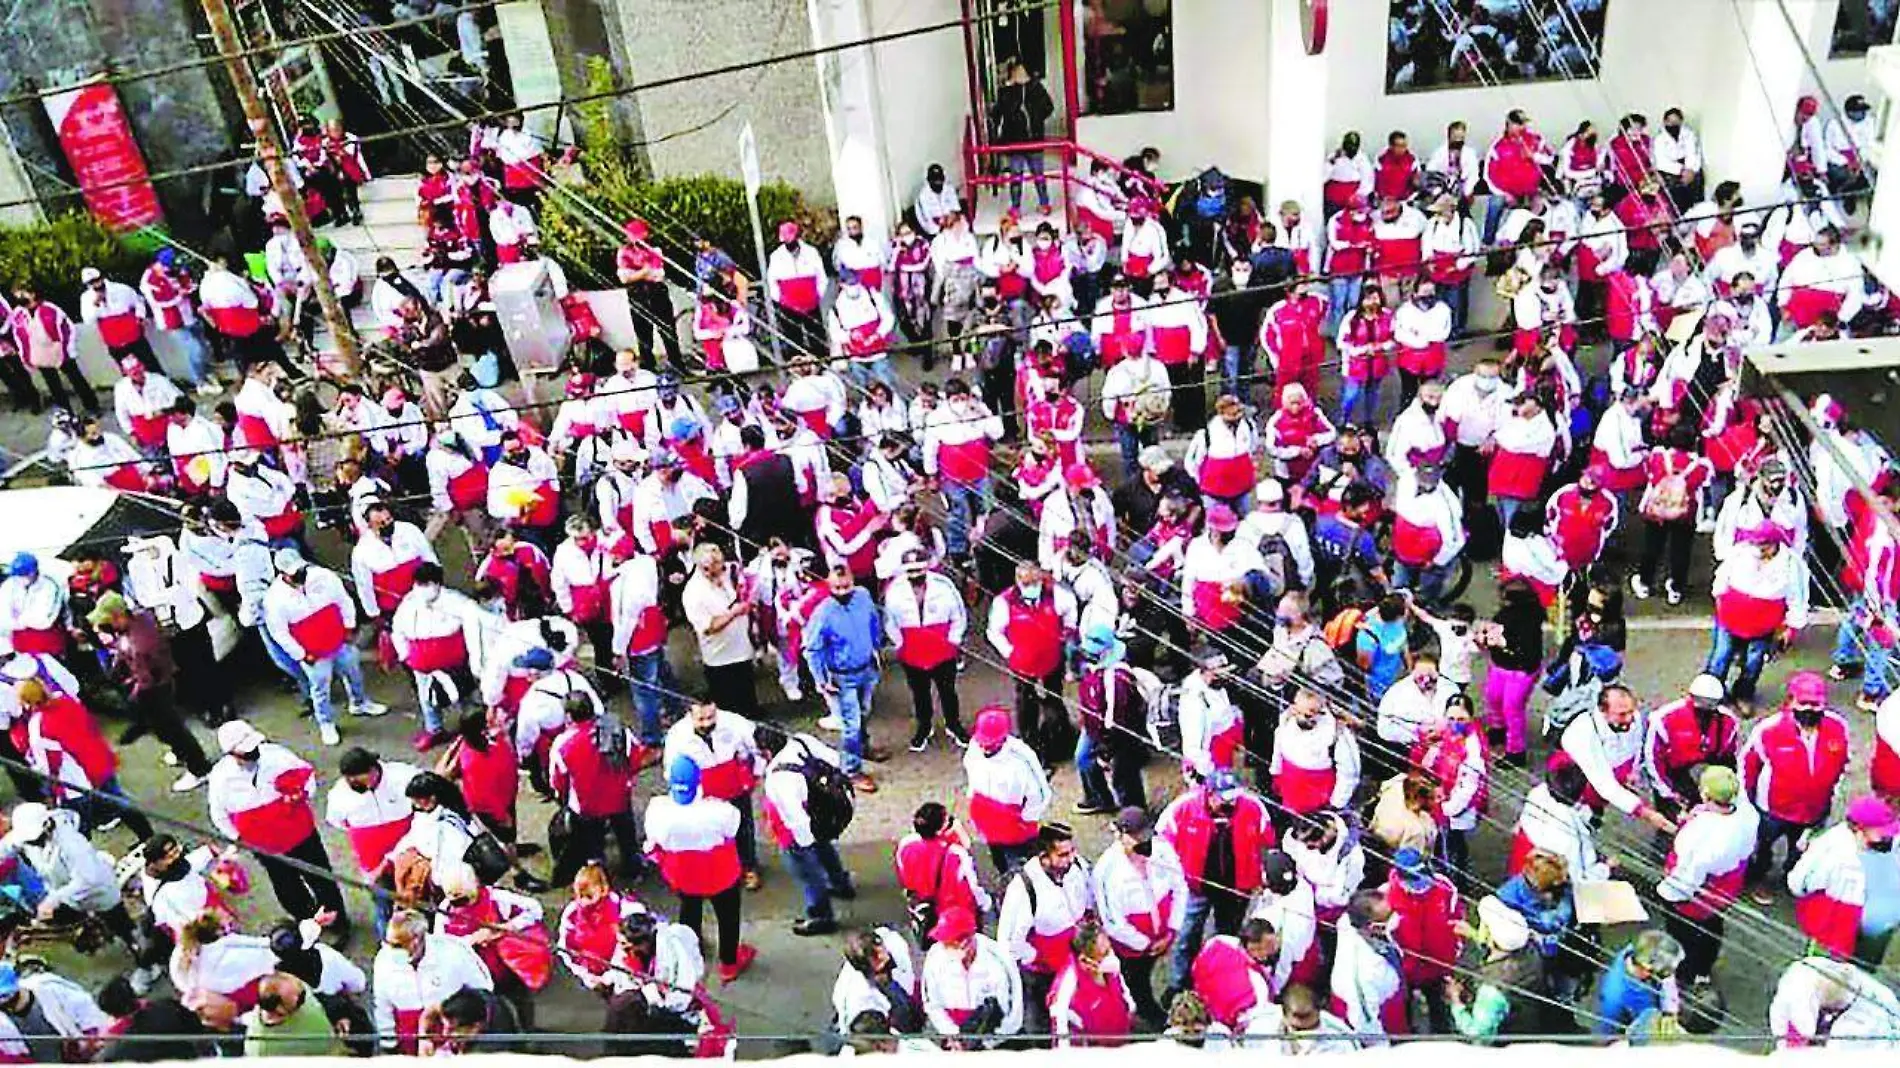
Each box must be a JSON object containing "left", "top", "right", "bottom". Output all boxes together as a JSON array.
[
  {"left": 801, "top": 568, "right": 882, "bottom": 784},
  {"left": 1594, "top": 936, "right": 1681, "bottom": 1037}
]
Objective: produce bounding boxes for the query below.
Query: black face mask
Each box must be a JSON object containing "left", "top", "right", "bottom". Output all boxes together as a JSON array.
[
  {"left": 1794, "top": 707, "right": 1825, "bottom": 728},
  {"left": 831, "top": 591, "right": 853, "bottom": 604},
  {"left": 157, "top": 856, "right": 191, "bottom": 883},
  {"left": 1131, "top": 839, "right": 1154, "bottom": 857},
  {"left": 1872, "top": 839, "right": 1895, "bottom": 853}
]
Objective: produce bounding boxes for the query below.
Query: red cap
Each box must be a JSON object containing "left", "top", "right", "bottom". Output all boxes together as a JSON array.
[
  {"left": 1063, "top": 462, "right": 1100, "bottom": 488},
  {"left": 1582, "top": 462, "right": 1612, "bottom": 486},
  {"left": 777, "top": 221, "right": 800, "bottom": 242},
  {"left": 1206, "top": 503, "right": 1239, "bottom": 532},
  {"left": 623, "top": 218, "right": 650, "bottom": 242},
  {"left": 1848, "top": 795, "right": 1900, "bottom": 836},
  {"left": 929, "top": 905, "right": 978, "bottom": 944},
  {"left": 1786, "top": 669, "right": 1829, "bottom": 707},
  {"left": 566, "top": 372, "right": 596, "bottom": 398},
  {"left": 973, "top": 705, "right": 1012, "bottom": 748}
]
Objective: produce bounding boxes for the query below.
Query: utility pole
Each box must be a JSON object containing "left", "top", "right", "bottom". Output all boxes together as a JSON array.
[{"left": 200, "top": 0, "right": 359, "bottom": 372}]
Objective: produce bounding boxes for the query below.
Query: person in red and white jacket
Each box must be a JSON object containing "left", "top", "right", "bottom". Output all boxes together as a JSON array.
[
  {"left": 1544, "top": 464, "right": 1621, "bottom": 571},
  {"left": 1777, "top": 225, "right": 1864, "bottom": 330},
  {"left": 1157, "top": 770, "right": 1275, "bottom": 981},
  {"left": 997, "top": 822, "right": 1094, "bottom": 1034},
  {"left": 895, "top": 801, "right": 992, "bottom": 936},
  {"left": 962, "top": 705, "right": 1054, "bottom": 873},
  {"left": 759, "top": 726, "right": 857, "bottom": 936},
  {"left": 1710, "top": 526, "right": 1809, "bottom": 704},
  {"left": 485, "top": 432, "right": 561, "bottom": 546},
  {"left": 351, "top": 501, "right": 436, "bottom": 622},
  {"left": 1744, "top": 671, "right": 1852, "bottom": 902},
  {"left": 828, "top": 268, "right": 896, "bottom": 373},
  {"left": 646, "top": 756, "right": 755, "bottom": 981},
  {"left": 1787, "top": 795, "right": 1900, "bottom": 959},
  {"left": 1643, "top": 673, "right": 1743, "bottom": 824},
  {"left": 1589, "top": 388, "right": 1650, "bottom": 493},
  {"left": 549, "top": 689, "right": 645, "bottom": 885},
  {"left": 1656, "top": 765, "right": 1759, "bottom": 984},
  {"left": 1178, "top": 650, "right": 1243, "bottom": 776},
  {"left": 1768, "top": 953, "right": 1900, "bottom": 1048},
  {"left": 263, "top": 549, "right": 386, "bottom": 745},
  {"left": 1188, "top": 917, "right": 1282, "bottom": 1032},
  {"left": 1269, "top": 688, "right": 1362, "bottom": 816},
  {"left": 1488, "top": 393, "right": 1558, "bottom": 528},
  {"left": 1384, "top": 848, "right": 1463, "bottom": 1020},
  {"left": 922, "top": 382, "right": 1004, "bottom": 559},
  {"left": 225, "top": 452, "right": 301, "bottom": 544},
  {"left": 1371, "top": 194, "right": 1427, "bottom": 285},
  {"left": 1259, "top": 282, "right": 1327, "bottom": 405},
  {"left": 986, "top": 562, "right": 1078, "bottom": 766},
  {"left": 1119, "top": 198, "right": 1171, "bottom": 283},
  {"left": 1090, "top": 279, "right": 1152, "bottom": 369},
  {"left": 556, "top": 861, "right": 649, "bottom": 992},
  {"left": 1330, "top": 890, "right": 1407, "bottom": 1045},
  {"left": 1384, "top": 381, "right": 1450, "bottom": 484},
  {"left": 139, "top": 250, "right": 215, "bottom": 394},
  {"left": 1323, "top": 198, "right": 1375, "bottom": 338},
  {"left": 550, "top": 513, "right": 618, "bottom": 678},
  {"left": 884, "top": 552, "right": 968, "bottom": 749},
  {"left": 1047, "top": 923, "right": 1138, "bottom": 1047},
  {"left": 1388, "top": 464, "right": 1465, "bottom": 603},
  {"left": 206, "top": 720, "right": 348, "bottom": 925},
  {"left": 609, "top": 550, "right": 675, "bottom": 750},
  {"left": 1391, "top": 283, "right": 1452, "bottom": 406},
  {"left": 1145, "top": 272, "right": 1211, "bottom": 431},
  {"left": 388, "top": 564, "right": 473, "bottom": 750},
  {"left": 77, "top": 268, "right": 154, "bottom": 372},
  {"left": 766, "top": 222, "right": 829, "bottom": 355},
  {"left": 919, "top": 905, "right": 1023, "bottom": 1044},
  {"left": 111, "top": 357, "right": 181, "bottom": 457},
  {"left": 1092, "top": 807, "right": 1186, "bottom": 1026},
  {"left": 323, "top": 749, "right": 421, "bottom": 887},
  {"left": 1261, "top": 384, "right": 1337, "bottom": 484},
  {"left": 1483, "top": 109, "right": 1555, "bottom": 226},
  {"left": 1559, "top": 684, "right": 1675, "bottom": 834},
  {"left": 1507, "top": 765, "right": 1612, "bottom": 879},
  {"left": 196, "top": 256, "right": 268, "bottom": 346},
  {"left": 662, "top": 699, "right": 764, "bottom": 889},
  {"left": 371, "top": 909, "right": 494, "bottom": 1055},
  {"left": 1184, "top": 395, "right": 1259, "bottom": 508}
]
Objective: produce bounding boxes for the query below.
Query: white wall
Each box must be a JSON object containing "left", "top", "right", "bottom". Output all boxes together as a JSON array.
[
  {"left": 1073, "top": 0, "right": 1273, "bottom": 185},
  {"left": 865, "top": 0, "right": 967, "bottom": 214}
]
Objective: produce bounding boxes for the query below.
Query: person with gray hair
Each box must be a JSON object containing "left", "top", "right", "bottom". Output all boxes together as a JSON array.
[
  {"left": 681, "top": 542, "right": 758, "bottom": 718},
  {"left": 1594, "top": 928, "right": 1684, "bottom": 1037},
  {"left": 371, "top": 908, "right": 493, "bottom": 1055}
]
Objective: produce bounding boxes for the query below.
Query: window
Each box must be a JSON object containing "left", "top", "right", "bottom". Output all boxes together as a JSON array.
[
  {"left": 1831, "top": 0, "right": 1900, "bottom": 57},
  {"left": 1080, "top": 0, "right": 1173, "bottom": 115},
  {"left": 1386, "top": 0, "right": 1609, "bottom": 93}
]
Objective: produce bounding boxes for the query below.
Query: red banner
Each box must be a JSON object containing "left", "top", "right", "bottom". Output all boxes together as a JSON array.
[{"left": 43, "top": 80, "right": 163, "bottom": 232}]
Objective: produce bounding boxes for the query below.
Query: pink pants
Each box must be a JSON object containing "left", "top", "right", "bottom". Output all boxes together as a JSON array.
[{"left": 1484, "top": 665, "right": 1537, "bottom": 755}]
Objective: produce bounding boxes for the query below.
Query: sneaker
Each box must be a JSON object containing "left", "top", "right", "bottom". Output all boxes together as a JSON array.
[
  {"left": 817, "top": 713, "right": 844, "bottom": 732},
  {"left": 1665, "top": 583, "right": 1684, "bottom": 606},
  {"left": 1829, "top": 663, "right": 1863, "bottom": 682},
  {"left": 1859, "top": 692, "right": 1884, "bottom": 713},
  {"left": 793, "top": 917, "right": 839, "bottom": 937},
  {"left": 1074, "top": 799, "right": 1114, "bottom": 816},
  {"left": 743, "top": 870, "right": 763, "bottom": 892},
  {"left": 1750, "top": 887, "right": 1775, "bottom": 907},
  {"left": 830, "top": 880, "right": 858, "bottom": 901},
  {"left": 350, "top": 701, "right": 390, "bottom": 718},
  {"left": 319, "top": 722, "right": 342, "bottom": 746},
  {"left": 861, "top": 745, "right": 892, "bottom": 764},
  {"left": 160, "top": 750, "right": 179, "bottom": 767},
  {"left": 849, "top": 773, "right": 879, "bottom": 794},
  {"left": 169, "top": 772, "right": 205, "bottom": 793},
  {"left": 718, "top": 944, "right": 758, "bottom": 982},
  {"left": 412, "top": 730, "right": 448, "bottom": 752},
  {"left": 194, "top": 382, "right": 223, "bottom": 398},
  {"left": 946, "top": 724, "right": 971, "bottom": 748},
  {"left": 1628, "top": 575, "right": 1652, "bottom": 600},
  {"left": 908, "top": 729, "right": 932, "bottom": 753},
  {"left": 783, "top": 686, "right": 804, "bottom": 703}
]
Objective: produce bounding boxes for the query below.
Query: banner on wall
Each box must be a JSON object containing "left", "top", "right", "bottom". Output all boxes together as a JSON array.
[
  {"left": 1385, "top": 0, "right": 1609, "bottom": 94},
  {"left": 42, "top": 79, "right": 163, "bottom": 232}
]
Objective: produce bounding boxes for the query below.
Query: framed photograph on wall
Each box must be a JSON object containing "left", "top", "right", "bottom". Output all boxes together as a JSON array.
[
  {"left": 1830, "top": 0, "right": 1900, "bottom": 57},
  {"left": 1386, "top": 0, "right": 1609, "bottom": 93}
]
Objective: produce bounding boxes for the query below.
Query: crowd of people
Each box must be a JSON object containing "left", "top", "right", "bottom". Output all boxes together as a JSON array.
[{"left": 0, "top": 88, "right": 1893, "bottom": 1060}]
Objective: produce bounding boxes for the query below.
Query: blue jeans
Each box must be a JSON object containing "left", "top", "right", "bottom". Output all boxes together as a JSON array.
[
  {"left": 259, "top": 625, "right": 307, "bottom": 689},
  {"left": 942, "top": 478, "right": 988, "bottom": 558},
  {"left": 1114, "top": 423, "right": 1153, "bottom": 478},
  {"left": 1006, "top": 151, "right": 1049, "bottom": 209},
  {"left": 166, "top": 325, "right": 213, "bottom": 386},
  {"left": 302, "top": 644, "right": 369, "bottom": 726},
  {"left": 628, "top": 648, "right": 681, "bottom": 746},
  {"left": 1169, "top": 893, "right": 1215, "bottom": 991},
  {"left": 1444, "top": 281, "right": 1470, "bottom": 337},
  {"left": 1484, "top": 194, "right": 1509, "bottom": 243},
  {"left": 416, "top": 675, "right": 449, "bottom": 734},
  {"left": 1221, "top": 343, "right": 1253, "bottom": 398},
  {"left": 1392, "top": 560, "right": 1450, "bottom": 606},
  {"left": 822, "top": 665, "right": 879, "bottom": 775},
  {"left": 1705, "top": 625, "right": 1771, "bottom": 702},
  {"left": 1833, "top": 599, "right": 1870, "bottom": 668},
  {"left": 783, "top": 841, "right": 852, "bottom": 920},
  {"left": 1075, "top": 731, "right": 1109, "bottom": 807},
  {"left": 1339, "top": 375, "right": 1383, "bottom": 426},
  {"left": 846, "top": 357, "right": 899, "bottom": 394},
  {"left": 1326, "top": 276, "right": 1362, "bottom": 337},
  {"left": 1496, "top": 497, "right": 1528, "bottom": 531}
]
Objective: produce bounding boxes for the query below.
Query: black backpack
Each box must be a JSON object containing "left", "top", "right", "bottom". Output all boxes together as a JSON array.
[{"left": 792, "top": 737, "right": 856, "bottom": 842}]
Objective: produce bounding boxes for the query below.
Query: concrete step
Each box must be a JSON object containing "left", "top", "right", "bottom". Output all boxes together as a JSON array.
[
  {"left": 969, "top": 182, "right": 1070, "bottom": 237},
  {"left": 361, "top": 194, "right": 423, "bottom": 230},
  {"left": 359, "top": 175, "right": 421, "bottom": 203},
  {"left": 324, "top": 221, "right": 428, "bottom": 263}
]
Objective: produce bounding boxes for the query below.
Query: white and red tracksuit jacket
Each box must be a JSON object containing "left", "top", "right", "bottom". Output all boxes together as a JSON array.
[
  {"left": 1178, "top": 536, "right": 1255, "bottom": 634},
  {"left": 1190, "top": 934, "right": 1276, "bottom": 1031},
  {"left": 1788, "top": 822, "right": 1877, "bottom": 958},
  {"left": 1119, "top": 217, "right": 1170, "bottom": 279},
  {"left": 558, "top": 891, "right": 648, "bottom": 990},
  {"left": 0, "top": 575, "right": 64, "bottom": 658},
  {"left": 1372, "top": 204, "right": 1427, "bottom": 279},
  {"left": 390, "top": 588, "right": 472, "bottom": 679},
  {"left": 1778, "top": 246, "right": 1865, "bottom": 328},
  {"left": 766, "top": 243, "right": 827, "bottom": 315},
  {"left": 882, "top": 573, "right": 966, "bottom": 672},
  {"left": 226, "top": 464, "right": 301, "bottom": 539},
  {"left": 1179, "top": 673, "right": 1244, "bottom": 774},
  {"left": 1091, "top": 294, "right": 1152, "bottom": 367},
  {"left": 894, "top": 830, "right": 991, "bottom": 915},
  {"left": 998, "top": 857, "right": 1095, "bottom": 976},
  {"left": 351, "top": 522, "right": 436, "bottom": 619},
  {"left": 1559, "top": 707, "right": 1649, "bottom": 816},
  {"left": 551, "top": 536, "right": 615, "bottom": 627},
  {"left": 1329, "top": 919, "right": 1407, "bottom": 1045},
  {"left": 323, "top": 759, "right": 420, "bottom": 875},
  {"left": 19, "top": 696, "right": 112, "bottom": 802},
  {"left": 609, "top": 554, "right": 670, "bottom": 660},
  {"left": 139, "top": 263, "right": 198, "bottom": 330},
  {"left": 1047, "top": 958, "right": 1136, "bottom": 1047},
  {"left": 1713, "top": 549, "right": 1809, "bottom": 640},
  {"left": 1185, "top": 417, "right": 1258, "bottom": 500},
  {"left": 1487, "top": 412, "right": 1557, "bottom": 501},
  {"left": 80, "top": 280, "right": 148, "bottom": 351},
  {"left": 1507, "top": 783, "right": 1611, "bottom": 879},
  {"left": 1589, "top": 404, "right": 1649, "bottom": 493},
  {"left": 549, "top": 720, "right": 639, "bottom": 819},
  {"left": 1657, "top": 800, "right": 1759, "bottom": 920},
  {"left": 662, "top": 711, "right": 761, "bottom": 802},
  {"left": 1769, "top": 956, "right": 1900, "bottom": 1047},
  {"left": 1390, "top": 478, "right": 1465, "bottom": 569},
  {"left": 963, "top": 737, "right": 1052, "bottom": 847},
  {"left": 1391, "top": 298, "right": 1451, "bottom": 378},
  {"left": 487, "top": 448, "right": 562, "bottom": 527},
  {"left": 830, "top": 287, "right": 895, "bottom": 360},
  {"left": 644, "top": 795, "right": 743, "bottom": 896},
  {"left": 197, "top": 267, "right": 264, "bottom": 338},
  {"left": 372, "top": 935, "right": 494, "bottom": 1054},
  {"left": 920, "top": 935, "right": 1023, "bottom": 1036},
  {"left": 1144, "top": 290, "right": 1208, "bottom": 367},
  {"left": 1743, "top": 710, "right": 1850, "bottom": 826},
  {"left": 1092, "top": 841, "right": 1187, "bottom": 958},
  {"left": 1158, "top": 789, "right": 1275, "bottom": 896},
  {"left": 922, "top": 403, "right": 1004, "bottom": 487},
  {"left": 986, "top": 581, "right": 1076, "bottom": 681},
  {"left": 207, "top": 743, "right": 318, "bottom": 853},
  {"left": 262, "top": 567, "right": 357, "bottom": 663},
  {"left": 1251, "top": 880, "right": 1322, "bottom": 991},
  {"left": 1269, "top": 713, "right": 1362, "bottom": 815},
  {"left": 1544, "top": 484, "right": 1619, "bottom": 570},
  {"left": 170, "top": 933, "right": 275, "bottom": 1009}
]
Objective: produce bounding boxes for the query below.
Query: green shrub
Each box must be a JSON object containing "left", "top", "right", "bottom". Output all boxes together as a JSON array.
[
  {"left": 0, "top": 213, "right": 145, "bottom": 309},
  {"left": 541, "top": 56, "right": 834, "bottom": 286}
]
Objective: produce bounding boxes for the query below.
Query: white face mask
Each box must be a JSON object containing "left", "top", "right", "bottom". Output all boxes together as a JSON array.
[
  {"left": 1018, "top": 584, "right": 1042, "bottom": 603},
  {"left": 1475, "top": 376, "right": 1500, "bottom": 393}
]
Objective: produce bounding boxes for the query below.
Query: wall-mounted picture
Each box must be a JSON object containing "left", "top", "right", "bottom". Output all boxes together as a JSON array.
[
  {"left": 1831, "top": 0, "right": 1900, "bottom": 57},
  {"left": 1386, "top": 0, "right": 1609, "bottom": 93}
]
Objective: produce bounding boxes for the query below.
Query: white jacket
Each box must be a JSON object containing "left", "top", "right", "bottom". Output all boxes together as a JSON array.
[
  {"left": 1513, "top": 783, "right": 1611, "bottom": 881},
  {"left": 1329, "top": 921, "right": 1403, "bottom": 1046},
  {"left": 371, "top": 934, "right": 494, "bottom": 1048},
  {"left": 920, "top": 934, "right": 1023, "bottom": 1037},
  {"left": 1, "top": 807, "right": 118, "bottom": 912},
  {"left": 762, "top": 733, "right": 840, "bottom": 847},
  {"left": 1269, "top": 713, "right": 1362, "bottom": 810},
  {"left": 262, "top": 567, "right": 357, "bottom": 661},
  {"left": 1091, "top": 841, "right": 1187, "bottom": 954},
  {"left": 207, "top": 742, "right": 314, "bottom": 841},
  {"left": 831, "top": 926, "right": 916, "bottom": 1032},
  {"left": 1559, "top": 706, "right": 1649, "bottom": 815},
  {"left": 350, "top": 522, "right": 436, "bottom": 618},
  {"left": 1657, "top": 800, "right": 1760, "bottom": 906},
  {"left": 962, "top": 737, "right": 1052, "bottom": 825}
]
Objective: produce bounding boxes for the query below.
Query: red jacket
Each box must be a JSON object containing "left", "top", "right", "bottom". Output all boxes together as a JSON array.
[
  {"left": 1743, "top": 712, "right": 1851, "bottom": 825},
  {"left": 1385, "top": 872, "right": 1463, "bottom": 984},
  {"left": 21, "top": 696, "right": 115, "bottom": 792},
  {"left": 1158, "top": 790, "right": 1275, "bottom": 894},
  {"left": 1615, "top": 193, "right": 1675, "bottom": 252},
  {"left": 548, "top": 722, "right": 641, "bottom": 818},
  {"left": 1645, "top": 698, "right": 1741, "bottom": 803}
]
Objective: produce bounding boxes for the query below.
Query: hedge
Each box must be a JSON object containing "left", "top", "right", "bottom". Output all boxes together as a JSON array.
[{"left": 0, "top": 213, "right": 146, "bottom": 310}]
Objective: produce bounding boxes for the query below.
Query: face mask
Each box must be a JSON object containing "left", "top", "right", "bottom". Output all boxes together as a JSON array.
[
  {"left": 1476, "top": 376, "right": 1500, "bottom": 393},
  {"left": 1448, "top": 720, "right": 1472, "bottom": 736},
  {"left": 1608, "top": 717, "right": 1634, "bottom": 734},
  {"left": 1871, "top": 838, "right": 1895, "bottom": 854},
  {"left": 831, "top": 590, "right": 853, "bottom": 604},
  {"left": 1131, "top": 839, "right": 1154, "bottom": 857},
  {"left": 1794, "top": 707, "right": 1825, "bottom": 728},
  {"left": 1421, "top": 403, "right": 1439, "bottom": 416},
  {"left": 1413, "top": 674, "right": 1436, "bottom": 691},
  {"left": 1018, "top": 584, "right": 1042, "bottom": 603}
]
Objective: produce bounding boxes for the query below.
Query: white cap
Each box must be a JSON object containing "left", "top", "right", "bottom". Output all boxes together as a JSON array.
[
  {"left": 272, "top": 548, "right": 307, "bottom": 575},
  {"left": 3, "top": 802, "right": 50, "bottom": 847},
  {"left": 610, "top": 440, "right": 646, "bottom": 464},
  {"left": 1688, "top": 673, "right": 1726, "bottom": 702},
  {"left": 79, "top": 267, "right": 101, "bottom": 284},
  {"left": 1255, "top": 479, "right": 1285, "bottom": 506},
  {"left": 435, "top": 860, "right": 479, "bottom": 898},
  {"left": 1477, "top": 895, "right": 1530, "bottom": 953},
  {"left": 216, "top": 720, "right": 265, "bottom": 755}
]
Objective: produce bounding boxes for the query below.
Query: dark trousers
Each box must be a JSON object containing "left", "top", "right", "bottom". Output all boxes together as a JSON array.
[
  {"left": 38, "top": 363, "right": 98, "bottom": 414},
  {"left": 333, "top": 179, "right": 363, "bottom": 224},
  {"left": 1639, "top": 517, "right": 1694, "bottom": 591},
  {"left": 627, "top": 282, "right": 681, "bottom": 368},
  {"left": 902, "top": 660, "right": 962, "bottom": 738},
  {"left": 1166, "top": 361, "right": 1204, "bottom": 431},
  {"left": 1748, "top": 812, "right": 1818, "bottom": 885},
  {"left": 1397, "top": 369, "right": 1432, "bottom": 411},
  {"left": 129, "top": 683, "right": 213, "bottom": 777},
  {"left": 580, "top": 619, "right": 619, "bottom": 697},
  {"left": 1020, "top": 968, "right": 1055, "bottom": 1038},
  {"left": 1079, "top": 735, "right": 1148, "bottom": 811},
  {"left": 550, "top": 809, "right": 643, "bottom": 886},
  {"left": 1012, "top": 669, "right": 1068, "bottom": 770},
  {"left": 52, "top": 901, "right": 137, "bottom": 949},
  {"left": 1120, "top": 952, "right": 1164, "bottom": 1027},
  {"left": 257, "top": 831, "right": 348, "bottom": 922},
  {"left": 1664, "top": 904, "right": 1723, "bottom": 986},
  {"left": 0, "top": 356, "right": 40, "bottom": 412},
  {"left": 1855, "top": 926, "right": 1895, "bottom": 971},
  {"left": 783, "top": 841, "right": 852, "bottom": 920},
  {"left": 777, "top": 305, "right": 825, "bottom": 359},
  {"left": 107, "top": 338, "right": 160, "bottom": 374},
  {"left": 0, "top": 728, "right": 41, "bottom": 801},
  {"left": 704, "top": 661, "right": 759, "bottom": 720},
  {"left": 987, "top": 840, "right": 1036, "bottom": 876},
  {"left": 678, "top": 882, "right": 743, "bottom": 966},
  {"left": 175, "top": 624, "right": 230, "bottom": 723},
  {"left": 68, "top": 775, "right": 153, "bottom": 840}
]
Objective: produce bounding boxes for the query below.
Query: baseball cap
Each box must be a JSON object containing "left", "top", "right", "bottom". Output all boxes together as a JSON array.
[
  {"left": 1138, "top": 446, "right": 1174, "bottom": 472},
  {"left": 2, "top": 803, "right": 50, "bottom": 848},
  {"left": 80, "top": 267, "right": 102, "bottom": 284},
  {"left": 1699, "top": 765, "right": 1740, "bottom": 806},
  {"left": 1207, "top": 769, "right": 1243, "bottom": 799},
  {"left": 1688, "top": 674, "right": 1726, "bottom": 703},
  {"left": 1848, "top": 795, "right": 1900, "bottom": 837},
  {"left": 973, "top": 706, "right": 1012, "bottom": 748},
  {"left": 272, "top": 548, "right": 308, "bottom": 575},
  {"left": 929, "top": 905, "right": 978, "bottom": 944},
  {"left": 1786, "top": 670, "right": 1829, "bottom": 707},
  {"left": 1255, "top": 478, "right": 1285, "bottom": 506},
  {"left": 216, "top": 720, "right": 265, "bottom": 755},
  {"left": 1393, "top": 846, "right": 1431, "bottom": 884},
  {"left": 777, "top": 221, "right": 800, "bottom": 242},
  {"left": 513, "top": 647, "right": 555, "bottom": 672},
  {"left": 1113, "top": 807, "right": 1152, "bottom": 841},
  {"left": 1206, "top": 503, "right": 1239, "bottom": 532}
]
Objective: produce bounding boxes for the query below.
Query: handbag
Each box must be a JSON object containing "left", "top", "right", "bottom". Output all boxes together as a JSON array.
[
  {"left": 906, "top": 844, "right": 952, "bottom": 946},
  {"left": 495, "top": 924, "right": 555, "bottom": 990},
  {"left": 464, "top": 824, "right": 513, "bottom": 884}
]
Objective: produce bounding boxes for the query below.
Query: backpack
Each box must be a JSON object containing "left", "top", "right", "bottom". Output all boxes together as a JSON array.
[
  {"left": 1639, "top": 464, "right": 1694, "bottom": 522},
  {"left": 1145, "top": 681, "right": 1184, "bottom": 753},
  {"left": 793, "top": 738, "right": 856, "bottom": 841},
  {"left": 1253, "top": 532, "right": 1293, "bottom": 598},
  {"left": 594, "top": 713, "right": 633, "bottom": 772}
]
